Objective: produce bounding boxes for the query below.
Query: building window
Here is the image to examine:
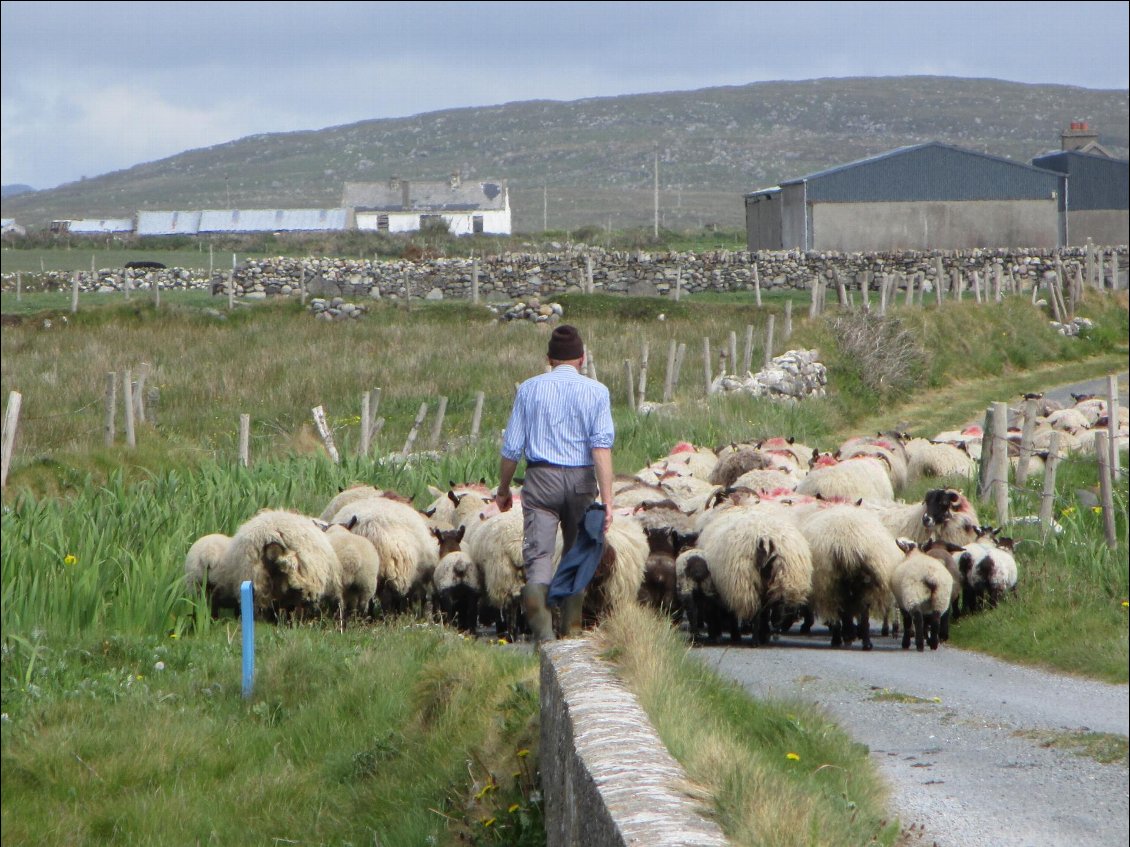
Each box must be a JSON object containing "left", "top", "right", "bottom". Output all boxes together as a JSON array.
[
  {"left": 473, "top": 215, "right": 484, "bottom": 234},
  {"left": 419, "top": 214, "right": 444, "bottom": 231},
  {"left": 377, "top": 214, "right": 389, "bottom": 231}
]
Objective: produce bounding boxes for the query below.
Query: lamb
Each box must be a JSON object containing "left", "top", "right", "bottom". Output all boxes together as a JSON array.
[
  {"left": 796, "top": 456, "right": 894, "bottom": 502},
  {"left": 801, "top": 504, "right": 903, "bottom": 650},
  {"left": 324, "top": 524, "right": 380, "bottom": 621},
  {"left": 330, "top": 496, "right": 439, "bottom": 617},
  {"left": 874, "top": 488, "right": 981, "bottom": 548},
  {"left": 698, "top": 504, "right": 813, "bottom": 646},
  {"left": 432, "top": 550, "right": 482, "bottom": 633},
  {"left": 920, "top": 539, "right": 966, "bottom": 637},
  {"left": 958, "top": 533, "right": 1018, "bottom": 612},
  {"left": 183, "top": 533, "right": 232, "bottom": 612},
  {"left": 222, "top": 509, "right": 343, "bottom": 624},
  {"left": 632, "top": 500, "right": 694, "bottom": 618},
  {"left": 582, "top": 514, "right": 650, "bottom": 624},
  {"left": 905, "top": 438, "right": 976, "bottom": 482},
  {"left": 890, "top": 547, "right": 954, "bottom": 652}
]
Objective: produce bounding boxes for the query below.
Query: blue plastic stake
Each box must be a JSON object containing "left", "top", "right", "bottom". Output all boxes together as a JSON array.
[{"left": 240, "top": 580, "right": 255, "bottom": 698}]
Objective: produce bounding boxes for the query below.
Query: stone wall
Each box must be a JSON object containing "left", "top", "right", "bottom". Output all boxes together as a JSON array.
[{"left": 4, "top": 245, "right": 1125, "bottom": 300}]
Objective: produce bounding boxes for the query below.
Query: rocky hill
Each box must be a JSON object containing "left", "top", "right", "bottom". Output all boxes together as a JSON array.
[{"left": 3, "top": 76, "right": 1127, "bottom": 232}]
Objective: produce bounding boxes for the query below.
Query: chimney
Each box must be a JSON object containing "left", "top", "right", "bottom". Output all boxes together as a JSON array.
[
  {"left": 449, "top": 170, "right": 461, "bottom": 189},
  {"left": 1061, "top": 121, "right": 1099, "bottom": 152}
]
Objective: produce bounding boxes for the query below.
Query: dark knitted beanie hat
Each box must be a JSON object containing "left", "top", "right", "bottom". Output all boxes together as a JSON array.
[{"left": 547, "top": 324, "right": 584, "bottom": 360}]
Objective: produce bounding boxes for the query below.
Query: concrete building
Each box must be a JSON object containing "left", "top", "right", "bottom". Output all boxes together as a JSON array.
[
  {"left": 65, "top": 217, "right": 135, "bottom": 235},
  {"left": 196, "top": 208, "right": 348, "bottom": 234},
  {"left": 136, "top": 211, "right": 203, "bottom": 237},
  {"left": 343, "top": 174, "right": 511, "bottom": 235},
  {"left": 1031, "top": 133, "right": 1129, "bottom": 247},
  {"left": 1, "top": 218, "right": 26, "bottom": 237},
  {"left": 746, "top": 142, "right": 1064, "bottom": 252}
]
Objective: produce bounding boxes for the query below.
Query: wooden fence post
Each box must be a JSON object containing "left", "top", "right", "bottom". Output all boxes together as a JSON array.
[
  {"left": 133, "top": 363, "right": 149, "bottom": 424},
  {"left": 1014, "top": 396, "right": 1040, "bottom": 488},
  {"left": 104, "top": 372, "right": 117, "bottom": 446},
  {"left": 637, "top": 343, "right": 650, "bottom": 406},
  {"left": 71, "top": 271, "right": 80, "bottom": 314},
  {"left": 1095, "top": 432, "right": 1117, "bottom": 548},
  {"left": 623, "top": 360, "right": 636, "bottom": 411},
  {"left": 663, "top": 340, "right": 677, "bottom": 402},
  {"left": 1038, "top": 433, "right": 1062, "bottom": 536},
  {"left": 703, "top": 338, "right": 713, "bottom": 394},
  {"left": 123, "top": 369, "right": 136, "bottom": 449},
  {"left": 146, "top": 387, "right": 159, "bottom": 428},
  {"left": 741, "top": 325, "right": 753, "bottom": 374},
  {"left": 472, "top": 258, "right": 480, "bottom": 304},
  {"left": 227, "top": 271, "right": 235, "bottom": 311},
  {"left": 673, "top": 342, "right": 686, "bottom": 392},
  {"left": 299, "top": 267, "right": 307, "bottom": 307},
  {"left": 360, "top": 391, "right": 372, "bottom": 457},
  {"left": 878, "top": 274, "right": 888, "bottom": 316},
  {"left": 978, "top": 405, "right": 995, "bottom": 500},
  {"left": 368, "top": 388, "right": 382, "bottom": 441},
  {"left": 239, "top": 414, "right": 251, "bottom": 467},
  {"left": 752, "top": 262, "right": 762, "bottom": 307},
  {"left": 470, "top": 391, "right": 485, "bottom": 439},
  {"left": 935, "top": 256, "right": 945, "bottom": 305},
  {"left": 783, "top": 299, "right": 793, "bottom": 340},
  {"left": 401, "top": 403, "right": 428, "bottom": 456},
  {"left": 764, "top": 314, "right": 776, "bottom": 368},
  {"left": 674, "top": 268, "right": 682, "bottom": 302},
  {"left": 1106, "top": 374, "right": 1120, "bottom": 481},
  {"left": 429, "top": 396, "right": 448, "bottom": 448},
  {"left": 16, "top": 271, "right": 22, "bottom": 302},
  {"left": 991, "top": 401, "right": 1010, "bottom": 524},
  {"left": 1, "top": 390, "right": 22, "bottom": 490},
  {"left": 123, "top": 268, "right": 132, "bottom": 301},
  {"left": 312, "top": 405, "right": 340, "bottom": 463},
  {"left": 905, "top": 272, "right": 916, "bottom": 306}
]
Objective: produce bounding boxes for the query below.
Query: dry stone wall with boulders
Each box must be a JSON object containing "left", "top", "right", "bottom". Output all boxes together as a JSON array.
[{"left": 4, "top": 245, "right": 1125, "bottom": 300}]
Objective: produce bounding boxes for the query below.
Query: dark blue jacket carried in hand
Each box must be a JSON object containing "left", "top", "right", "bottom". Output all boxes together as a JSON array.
[{"left": 547, "top": 503, "right": 606, "bottom": 607}]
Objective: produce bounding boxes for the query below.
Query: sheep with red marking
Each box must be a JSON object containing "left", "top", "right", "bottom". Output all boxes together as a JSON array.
[
  {"left": 796, "top": 455, "right": 894, "bottom": 502},
  {"left": 874, "top": 488, "right": 981, "bottom": 548},
  {"left": 905, "top": 438, "right": 976, "bottom": 482}
]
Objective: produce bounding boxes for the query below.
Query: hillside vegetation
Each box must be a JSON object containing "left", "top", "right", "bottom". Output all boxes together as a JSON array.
[{"left": 3, "top": 76, "right": 1127, "bottom": 232}]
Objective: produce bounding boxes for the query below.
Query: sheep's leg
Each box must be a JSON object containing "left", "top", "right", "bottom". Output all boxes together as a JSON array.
[
  {"left": 900, "top": 610, "right": 913, "bottom": 650},
  {"left": 912, "top": 609, "right": 925, "bottom": 652},
  {"left": 829, "top": 620, "right": 844, "bottom": 648},
  {"left": 840, "top": 611, "right": 856, "bottom": 646},
  {"left": 799, "top": 604, "right": 814, "bottom": 634},
  {"left": 927, "top": 611, "right": 941, "bottom": 650},
  {"left": 938, "top": 609, "right": 951, "bottom": 642},
  {"left": 755, "top": 607, "right": 773, "bottom": 646},
  {"left": 859, "top": 606, "right": 873, "bottom": 651}
]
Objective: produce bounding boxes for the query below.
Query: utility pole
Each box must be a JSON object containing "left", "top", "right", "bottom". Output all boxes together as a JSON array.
[{"left": 653, "top": 152, "right": 659, "bottom": 239}]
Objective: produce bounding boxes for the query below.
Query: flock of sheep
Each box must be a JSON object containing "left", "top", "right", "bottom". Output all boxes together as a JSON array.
[{"left": 184, "top": 391, "right": 1126, "bottom": 652}]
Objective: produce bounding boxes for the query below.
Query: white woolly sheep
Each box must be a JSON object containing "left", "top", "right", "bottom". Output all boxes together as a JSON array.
[
  {"left": 675, "top": 544, "right": 733, "bottom": 643},
  {"left": 657, "top": 471, "right": 720, "bottom": 513},
  {"left": 958, "top": 535, "right": 1018, "bottom": 612},
  {"left": 796, "top": 456, "right": 894, "bottom": 502},
  {"left": 324, "top": 524, "right": 380, "bottom": 621},
  {"left": 708, "top": 447, "right": 778, "bottom": 488},
  {"left": 801, "top": 504, "right": 903, "bottom": 650},
  {"left": 223, "top": 509, "right": 344, "bottom": 624},
  {"left": 730, "top": 468, "right": 800, "bottom": 494},
  {"left": 1044, "top": 408, "right": 1091, "bottom": 434},
  {"left": 905, "top": 438, "right": 976, "bottom": 482},
  {"left": 318, "top": 484, "right": 383, "bottom": 522},
  {"left": 331, "top": 496, "right": 439, "bottom": 617},
  {"left": 582, "top": 514, "right": 650, "bottom": 624},
  {"left": 838, "top": 433, "right": 909, "bottom": 491},
  {"left": 422, "top": 483, "right": 495, "bottom": 530},
  {"left": 891, "top": 548, "right": 954, "bottom": 651},
  {"left": 184, "top": 533, "right": 232, "bottom": 612},
  {"left": 919, "top": 539, "right": 965, "bottom": 638},
  {"left": 432, "top": 551, "right": 482, "bottom": 633},
  {"left": 698, "top": 504, "right": 814, "bottom": 646}
]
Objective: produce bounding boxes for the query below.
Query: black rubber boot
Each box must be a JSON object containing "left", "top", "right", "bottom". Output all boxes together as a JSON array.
[
  {"left": 559, "top": 592, "right": 585, "bottom": 638},
  {"left": 521, "top": 583, "right": 555, "bottom": 645}
]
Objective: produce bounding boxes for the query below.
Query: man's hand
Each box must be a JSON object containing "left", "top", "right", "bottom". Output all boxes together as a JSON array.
[
  {"left": 603, "top": 502, "right": 614, "bottom": 533},
  {"left": 495, "top": 488, "right": 513, "bottom": 512}
]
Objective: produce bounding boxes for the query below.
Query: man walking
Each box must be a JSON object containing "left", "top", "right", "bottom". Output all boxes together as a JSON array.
[{"left": 494, "top": 324, "right": 615, "bottom": 643}]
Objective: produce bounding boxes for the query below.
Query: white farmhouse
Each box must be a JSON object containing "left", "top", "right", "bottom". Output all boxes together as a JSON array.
[{"left": 343, "top": 174, "right": 511, "bottom": 235}]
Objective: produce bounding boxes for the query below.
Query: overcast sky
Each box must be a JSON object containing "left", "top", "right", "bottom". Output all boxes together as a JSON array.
[{"left": 2, "top": 0, "right": 1127, "bottom": 190}]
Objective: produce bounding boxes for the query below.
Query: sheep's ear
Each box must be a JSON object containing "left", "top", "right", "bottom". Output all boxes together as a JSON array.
[
  {"left": 788, "top": 436, "right": 795, "bottom": 444},
  {"left": 947, "top": 490, "right": 960, "bottom": 505},
  {"left": 346, "top": 515, "right": 359, "bottom": 531},
  {"left": 896, "top": 538, "right": 916, "bottom": 554},
  {"left": 944, "top": 542, "right": 966, "bottom": 553},
  {"left": 455, "top": 525, "right": 466, "bottom": 543},
  {"left": 424, "top": 507, "right": 437, "bottom": 518},
  {"left": 448, "top": 490, "right": 461, "bottom": 506},
  {"left": 996, "top": 536, "right": 1015, "bottom": 551},
  {"left": 427, "top": 485, "right": 444, "bottom": 499},
  {"left": 855, "top": 498, "right": 863, "bottom": 507}
]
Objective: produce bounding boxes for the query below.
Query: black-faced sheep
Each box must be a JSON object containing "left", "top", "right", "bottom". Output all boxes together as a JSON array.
[
  {"left": 223, "top": 510, "right": 344, "bottom": 625},
  {"left": 330, "top": 496, "right": 439, "bottom": 617},
  {"left": 890, "top": 547, "right": 954, "bottom": 651},
  {"left": 184, "top": 533, "right": 232, "bottom": 614},
  {"left": 875, "top": 488, "right": 981, "bottom": 548},
  {"left": 697, "top": 504, "right": 814, "bottom": 646},
  {"left": 432, "top": 550, "right": 482, "bottom": 633},
  {"left": 958, "top": 533, "right": 1018, "bottom": 612},
  {"left": 324, "top": 524, "right": 380, "bottom": 621},
  {"left": 801, "top": 504, "right": 903, "bottom": 650},
  {"left": 676, "top": 544, "right": 733, "bottom": 643}
]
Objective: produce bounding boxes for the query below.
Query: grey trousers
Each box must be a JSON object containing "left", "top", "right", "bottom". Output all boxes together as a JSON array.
[{"left": 521, "top": 465, "right": 598, "bottom": 585}]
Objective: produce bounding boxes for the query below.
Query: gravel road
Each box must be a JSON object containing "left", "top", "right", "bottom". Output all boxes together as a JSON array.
[{"left": 698, "top": 635, "right": 1129, "bottom": 847}]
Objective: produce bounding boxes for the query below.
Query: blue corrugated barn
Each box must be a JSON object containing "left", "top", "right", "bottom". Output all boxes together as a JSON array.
[
  {"left": 746, "top": 142, "right": 1066, "bottom": 251},
  {"left": 1030, "top": 150, "right": 1129, "bottom": 246}
]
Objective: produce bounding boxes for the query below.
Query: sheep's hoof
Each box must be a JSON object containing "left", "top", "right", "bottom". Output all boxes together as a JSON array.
[{"left": 861, "top": 642, "right": 873, "bottom": 651}]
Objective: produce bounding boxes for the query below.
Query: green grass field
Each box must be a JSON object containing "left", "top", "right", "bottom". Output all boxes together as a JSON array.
[{"left": 2, "top": 285, "right": 1127, "bottom": 846}]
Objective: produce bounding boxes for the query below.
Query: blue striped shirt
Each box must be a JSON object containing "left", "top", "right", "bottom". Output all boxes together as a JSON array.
[{"left": 501, "top": 365, "right": 615, "bottom": 466}]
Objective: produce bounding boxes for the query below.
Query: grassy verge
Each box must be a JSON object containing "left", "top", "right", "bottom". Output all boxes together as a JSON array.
[
  {"left": 594, "top": 605, "right": 899, "bottom": 847},
  {"left": 0, "top": 625, "right": 541, "bottom": 847}
]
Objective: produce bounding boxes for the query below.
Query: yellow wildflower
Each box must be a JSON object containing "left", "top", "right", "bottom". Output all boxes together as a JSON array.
[
  {"left": 1092, "top": 506, "right": 1103, "bottom": 514},
  {"left": 508, "top": 804, "right": 520, "bottom": 814},
  {"left": 1121, "top": 600, "right": 1129, "bottom": 609},
  {"left": 1061, "top": 506, "right": 1076, "bottom": 517},
  {"left": 63, "top": 554, "right": 77, "bottom": 566},
  {"left": 481, "top": 818, "right": 496, "bottom": 828},
  {"left": 517, "top": 748, "right": 530, "bottom": 758},
  {"left": 786, "top": 752, "right": 800, "bottom": 761}
]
